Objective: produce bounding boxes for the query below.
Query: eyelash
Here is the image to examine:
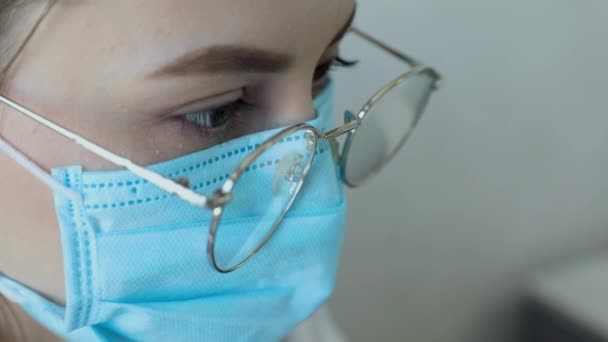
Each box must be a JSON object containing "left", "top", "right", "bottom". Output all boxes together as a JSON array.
[
  {"left": 313, "top": 56, "right": 358, "bottom": 84},
  {"left": 184, "top": 55, "right": 358, "bottom": 134}
]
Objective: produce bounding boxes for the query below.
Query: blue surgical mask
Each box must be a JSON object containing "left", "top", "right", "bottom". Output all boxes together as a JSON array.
[{"left": 0, "top": 84, "right": 347, "bottom": 342}]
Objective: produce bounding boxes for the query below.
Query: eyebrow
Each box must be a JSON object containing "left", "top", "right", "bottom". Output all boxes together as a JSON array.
[
  {"left": 148, "top": 45, "right": 293, "bottom": 77},
  {"left": 148, "top": 5, "right": 357, "bottom": 78}
]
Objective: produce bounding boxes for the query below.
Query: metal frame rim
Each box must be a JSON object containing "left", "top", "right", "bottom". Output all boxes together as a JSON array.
[
  {"left": 340, "top": 65, "right": 441, "bottom": 188},
  {"left": 207, "top": 124, "right": 319, "bottom": 273}
]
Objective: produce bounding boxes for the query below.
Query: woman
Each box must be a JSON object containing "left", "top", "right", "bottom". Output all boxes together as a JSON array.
[{"left": 0, "top": 0, "right": 440, "bottom": 341}]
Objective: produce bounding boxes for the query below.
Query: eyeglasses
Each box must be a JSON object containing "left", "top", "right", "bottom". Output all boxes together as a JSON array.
[{"left": 0, "top": 27, "right": 442, "bottom": 273}]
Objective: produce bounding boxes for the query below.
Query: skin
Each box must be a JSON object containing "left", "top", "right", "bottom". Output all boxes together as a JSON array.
[{"left": 0, "top": 0, "right": 355, "bottom": 339}]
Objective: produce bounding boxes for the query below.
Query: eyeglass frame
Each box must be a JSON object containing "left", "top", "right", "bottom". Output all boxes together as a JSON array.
[{"left": 0, "top": 26, "right": 442, "bottom": 273}]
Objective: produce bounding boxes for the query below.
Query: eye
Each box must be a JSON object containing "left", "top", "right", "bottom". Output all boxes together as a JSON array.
[
  {"left": 184, "top": 100, "right": 248, "bottom": 129},
  {"left": 314, "top": 56, "right": 358, "bottom": 82},
  {"left": 313, "top": 55, "right": 358, "bottom": 96},
  {"left": 181, "top": 55, "right": 359, "bottom": 134}
]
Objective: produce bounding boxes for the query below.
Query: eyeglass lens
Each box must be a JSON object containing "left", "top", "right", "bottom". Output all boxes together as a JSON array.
[
  {"left": 343, "top": 68, "right": 437, "bottom": 186},
  {"left": 212, "top": 128, "right": 316, "bottom": 271}
]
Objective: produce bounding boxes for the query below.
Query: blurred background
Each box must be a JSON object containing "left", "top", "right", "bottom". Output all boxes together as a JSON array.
[{"left": 329, "top": 0, "right": 608, "bottom": 341}]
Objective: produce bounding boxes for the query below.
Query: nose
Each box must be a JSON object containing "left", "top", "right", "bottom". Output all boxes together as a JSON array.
[{"left": 243, "top": 78, "right": 316, "bottom": 128}]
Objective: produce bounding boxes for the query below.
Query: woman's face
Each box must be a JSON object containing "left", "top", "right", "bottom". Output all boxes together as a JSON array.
[{"left": 0, "top": 0, "right": 355, "bottom": 304}]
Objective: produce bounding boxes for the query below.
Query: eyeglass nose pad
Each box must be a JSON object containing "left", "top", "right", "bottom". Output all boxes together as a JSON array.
[
  {"left": 271, "top": 153, "right": 305, "bottom": 197},
  {"left": 338, "top": 110, "right": 359, "bottom": 166},
  {"left": 344, "top": 110, "right": 358, "bottom": 123}
]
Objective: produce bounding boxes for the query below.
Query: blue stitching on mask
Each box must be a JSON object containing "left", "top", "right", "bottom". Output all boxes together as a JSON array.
[
  {"left": 84, "top": 225, "right": 100, "bottom": 325},
  {"left": 66, "top": 172, "right": 91, "bottom": 328},
  {"left": 81, "top": 226, "right": 93, "bottom": 325},
  {"left": 96, "top": 198, "right": 345, "bottom": 238},
  {"left": 73, "top": 171, "right": 94, "bottom": 327},
  {"left": 65, "top": 172, "right": 83, "bottom": 326},
  {"left": 59, "top": 168, "right": 93, "bottom": 328},
  {"left": 81, "top": 138, "right": 295, "bottom": 189},
  {"left": 82, "top": 147, "right": 328, "bottom": 210}
]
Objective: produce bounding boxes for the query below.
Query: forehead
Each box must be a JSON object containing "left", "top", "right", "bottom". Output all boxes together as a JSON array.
[{"left": 49, "top": 0, "right": 354, "bottom": 75}]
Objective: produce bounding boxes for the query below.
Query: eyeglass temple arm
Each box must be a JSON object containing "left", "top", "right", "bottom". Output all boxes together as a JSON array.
[
  {"left": 0, "top": 95, "right": 209, "bottom": 208},
  {"left": 349, "top": 27, "right": 420, "bottom": 67},
  {"left": 350, "top": 27, "right": 443, "bottom": 84}
]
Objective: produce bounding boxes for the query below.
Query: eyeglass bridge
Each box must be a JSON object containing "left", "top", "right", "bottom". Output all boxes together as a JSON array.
[{"left": 207, "top": 190, "right": 233, "bottom": 209}]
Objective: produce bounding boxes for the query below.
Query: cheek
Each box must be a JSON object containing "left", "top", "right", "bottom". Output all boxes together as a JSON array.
[
  {"left": 0, "top": 107, "right": 85, "bottom": 170},
  {"left": 139, "top": 118, "right": 212, "bottom": 165}
]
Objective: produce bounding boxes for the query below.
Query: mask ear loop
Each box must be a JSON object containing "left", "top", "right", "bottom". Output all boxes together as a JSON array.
[
  {"left": 0, "top": 135, "right": 82, "bottom": 202},
  {"left": 0, "top": 95, "right": 208, "bottom": 208}
]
